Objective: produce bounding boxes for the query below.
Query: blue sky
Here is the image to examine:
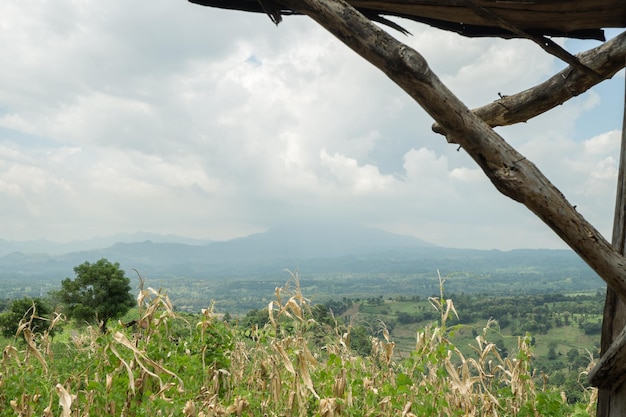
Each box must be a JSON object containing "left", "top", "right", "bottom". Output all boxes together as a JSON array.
[{"left": 0, "top": 2, "right": 623, "bottom": 250}]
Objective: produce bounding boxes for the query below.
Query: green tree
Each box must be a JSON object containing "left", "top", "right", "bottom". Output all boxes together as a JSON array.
[
  {"left": 56, "top": 259, "right": 135, "bottom": 333},
  {"left": 0, "top": 297, "right": 52, "bottom": 338}
]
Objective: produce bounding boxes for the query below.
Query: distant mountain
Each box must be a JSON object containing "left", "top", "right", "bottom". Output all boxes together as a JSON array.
[
  {"left": 213, "top": 221, "right": 434, "bottom": 262},
  {"left": 0, "top": 224, "right": 434, "bottom": 278},
  {"left": 0, "top": 224, "right": 605, "bottom": 308},
  {"left": 0, "top": 223, "right": 602, "bottom": 288},
  {"left": 0, "top": 232, "right": 213, "bottom": 257}
]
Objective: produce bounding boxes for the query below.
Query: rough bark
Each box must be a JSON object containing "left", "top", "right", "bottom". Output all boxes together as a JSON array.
[
  {"left": 591, "top": 324, "right": 626, "bottom": 390},
  {"left": 432, "top": 32, "right": 626, "bottom": 136},
  {"left": 593, "top": 69, "right": 626, "bottom": 417},
  {"left": 277, "top": 0, "right": 626, "bottom": 302}
]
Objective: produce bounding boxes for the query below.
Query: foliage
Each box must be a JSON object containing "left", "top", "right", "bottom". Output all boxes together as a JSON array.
[
  {"left": 0, "top": 298, "right": 53, "bottom": 338},
  {"left": 0, "top": 273, "right": 597, "bottom": 416},
  {"left": 54, "top": 259, "right": 135, "bottom": 333}
]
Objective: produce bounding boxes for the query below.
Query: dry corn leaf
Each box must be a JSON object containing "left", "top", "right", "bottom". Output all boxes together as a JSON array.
[
  {"left": 268, "top": 301, "right": 277, "bottom": 328},
  {"left": 108, "top": 343, "right": 136, "bottom": 394},
  {"left": 273, "top": 342, "right": 295, "bottom": 374},
  {"left": 55, "top": 384, "right": 73, "bottom": 417},
  {"left": 285, "top": 299, "right": 302, "bottom": 321},
  {"left": 2, "top": 345, "right": 20, "bottom": 365},
  {"left": 298, "top": 350, "right": 319, "bottom": 399},
  {"left": 183, "top": 400, "right": 196, "bottom": 416},
  {"left": 22, "top": 328, "right": 48, "bottom": 373},
  {"left": 113, "top": 331, "right": 184, "bottom": 390}
]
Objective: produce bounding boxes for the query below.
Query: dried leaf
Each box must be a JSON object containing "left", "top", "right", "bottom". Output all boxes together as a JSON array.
[
  {"left": 298, "top": 350, "right": 319, "bottom": 399},
  {"left": 55, "top": 384, "right": 73, "bottom": 417},
  {"left": 273, "top": 342, "right": 295, "bottom": 374},
  {"left": 108, "top": 343, "right": 135, "bottom": 394}
]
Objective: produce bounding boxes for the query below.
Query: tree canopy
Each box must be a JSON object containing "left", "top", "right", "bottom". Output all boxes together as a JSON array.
[
  {"left": 0, "top": 297, "right": 52, "bottom": 338},
  {"left": 56, "top": 258, "right": 135, "bottom": 333}
]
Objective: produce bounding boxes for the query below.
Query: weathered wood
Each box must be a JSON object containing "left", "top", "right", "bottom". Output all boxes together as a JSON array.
[
  {"left": 594, "top": 67, "right": 626, "bottom": 417},
  {"left": 590, "top": 325, "right": 626, "bottom": 390},
  {"left": 190, "top": 0, "right": 625, "bottom": 39},
  {"left": 450, "top": 0, "right": 606, "bottom": 76},
  {"left": 348, "top": 0, "right": 625, "bottom": 34},
  {"left": 271, "top": 0, "right": 626, "bottom": 303},
  {"left": 432, "top": 31, "right": 626, "bottom": 136}
]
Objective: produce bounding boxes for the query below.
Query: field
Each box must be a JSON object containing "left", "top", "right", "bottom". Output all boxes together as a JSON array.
[{"left": 0, "top": 277, "right": 598, "bottom": 416}]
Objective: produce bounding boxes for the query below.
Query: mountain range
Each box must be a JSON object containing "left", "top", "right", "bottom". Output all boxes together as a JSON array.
[
  {"left": 0, "top": 231, "right": 213, "bottom": 257},
  {"left": 0, "top": 222, "right": 604, "bottom": 297},
  {"left": 0, "top": 223, "right": 433, "bottom": 277}
]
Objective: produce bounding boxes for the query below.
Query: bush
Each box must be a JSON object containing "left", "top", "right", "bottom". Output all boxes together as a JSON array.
[
  {"left": 580, "top": 321, "right": 602, "bottom": 335},
  {"left": 0, "top": 297, "right": 53, "bottom": 338}
]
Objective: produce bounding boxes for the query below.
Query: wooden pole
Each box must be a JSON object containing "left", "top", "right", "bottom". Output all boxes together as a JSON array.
[{"left": 595, "top": 59, "right": 626, "bottom": 417}]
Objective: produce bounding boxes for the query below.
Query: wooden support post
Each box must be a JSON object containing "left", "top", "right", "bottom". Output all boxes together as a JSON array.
[{"left": 593, "top": 61, "right": 626, "bottom": 417}]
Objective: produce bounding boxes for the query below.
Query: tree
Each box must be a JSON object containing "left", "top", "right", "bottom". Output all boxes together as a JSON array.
[
  {"left": 56, "top": 259, "right": 135, "bottom": 333},
  {"left": 0, "top": 297, "right": 52, "bottom": 338}
]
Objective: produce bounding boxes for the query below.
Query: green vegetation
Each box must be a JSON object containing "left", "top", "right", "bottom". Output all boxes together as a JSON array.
[
  {"left": 0, "top": 297, "right": 53, "bottom": 338},
  {"left": 53, "top": 259, "right": 135, "bottom": 333},
  {"left": 0, "top": 257, "right": 606, "bottom": 415},
  {"left": 0, "top": 272, "right": 599, "bottom": 416},
  {"left": 334, "top": 287, "right": 603, "bottom": 405},
  {"left": 0, "top": 247, "right": 603, "bottom": 315}
]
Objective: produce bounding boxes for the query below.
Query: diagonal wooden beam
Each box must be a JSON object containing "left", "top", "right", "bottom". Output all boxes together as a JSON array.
[
  {"left": 432, "top": 31, "right": 626, "bottom": 137},
  {"left": 276, "top": 0, "right": 626, "bottom": 301}
]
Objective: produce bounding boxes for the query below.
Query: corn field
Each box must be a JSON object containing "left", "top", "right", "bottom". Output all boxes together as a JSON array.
[{"left": 0, "top": 274, "right": 597, "bottom": 416}]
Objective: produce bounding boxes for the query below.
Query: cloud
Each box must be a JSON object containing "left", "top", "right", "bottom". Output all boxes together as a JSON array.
[
  {"left": 0, "top": 0, "right": 621, "bottom": 250},
  {"left": 319, "top": 148, "right": 397, "bottom": 194}
]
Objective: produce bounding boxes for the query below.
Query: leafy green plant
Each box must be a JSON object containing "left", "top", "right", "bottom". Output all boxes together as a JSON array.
[{"left": 0, "top": 271, "right": 597, "bottom": 416}]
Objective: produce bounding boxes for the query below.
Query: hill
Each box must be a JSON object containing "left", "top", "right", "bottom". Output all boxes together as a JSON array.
[
  {"left": 0, "top": 222, "right": 433, "bottom": 277},
  {"left": 0, "top": 223, "right": 605, "bottom": 312}
]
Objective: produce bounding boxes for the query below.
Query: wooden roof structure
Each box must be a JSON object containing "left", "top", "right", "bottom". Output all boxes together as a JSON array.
[{"left": 190, "top": 0, "right": 625, "bottom": 39}]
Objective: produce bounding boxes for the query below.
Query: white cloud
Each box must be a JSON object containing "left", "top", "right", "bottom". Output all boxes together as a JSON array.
[
  {"left": 0, "top": 0, "right": 621, "bottom": 250},
  {"left": 584, "top": 130, "right": 620, "bottom": 155},
  {"left": 319, "top": 148, "right": 397, "bottom": 194},
  {"left": 449, "top": 167, "right": 483, "bottom": 183}
]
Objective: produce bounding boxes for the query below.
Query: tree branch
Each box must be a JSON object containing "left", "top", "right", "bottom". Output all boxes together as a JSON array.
[
  {"left": 433, "top": 31, "right": 626, "bottom": 137},
  {"left": 278, "top": 0, "right": 626, "bottom": 300}
]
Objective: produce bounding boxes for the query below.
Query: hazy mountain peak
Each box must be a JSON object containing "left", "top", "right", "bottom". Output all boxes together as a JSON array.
[{"left": 0, "top": 232, "right": 214, "bottom": 257}]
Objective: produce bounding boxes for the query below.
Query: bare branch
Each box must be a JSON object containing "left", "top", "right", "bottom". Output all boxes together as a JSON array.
[
  {"left": 433, "top": 31, "right": 626, "bottom": 137},
  {"left": 278, "top": 0, "right": 626, "bottom": 300}
]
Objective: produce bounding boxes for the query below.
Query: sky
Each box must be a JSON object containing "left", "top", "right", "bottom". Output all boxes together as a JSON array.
[{"left": 0, "top": 1, "right": 623, "bottom": 250}]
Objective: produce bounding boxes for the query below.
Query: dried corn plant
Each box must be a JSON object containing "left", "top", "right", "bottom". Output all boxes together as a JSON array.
[{"left": 0, "top": 273, "right": 597, "bottom": 416}]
